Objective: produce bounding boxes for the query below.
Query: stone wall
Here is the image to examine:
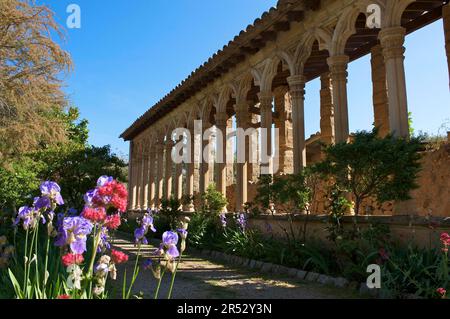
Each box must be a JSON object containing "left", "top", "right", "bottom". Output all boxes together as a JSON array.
[
  {"left": 221, "top": 141, "right": 449, "bottom": 217},
  {"left": 394, "top": 143, "right": 450, "bottom": 217},
  {"left": 248, "top": 214, "right": 450, "bottom": 249}
]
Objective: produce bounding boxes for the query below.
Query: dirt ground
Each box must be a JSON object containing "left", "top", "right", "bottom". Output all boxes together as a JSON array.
[{"left": 110, "top": 236, "right": 360, "bottom": 299}]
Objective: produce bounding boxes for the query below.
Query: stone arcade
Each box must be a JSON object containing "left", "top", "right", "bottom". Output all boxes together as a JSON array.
[{"left": 121, "top": 0, "right": 450, "bottom": 215}]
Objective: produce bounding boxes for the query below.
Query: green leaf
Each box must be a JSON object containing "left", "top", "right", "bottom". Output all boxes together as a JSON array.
[{"left": 8, "top": 268, "right": 24, "bottom": 299}]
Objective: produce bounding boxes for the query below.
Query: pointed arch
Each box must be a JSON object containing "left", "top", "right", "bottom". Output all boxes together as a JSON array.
[
  {"left": 251, "top": 57, "right": 281, "bottom": 92},
  {"left": 384, "top": 0, "right": 416, "bottom": 28}
]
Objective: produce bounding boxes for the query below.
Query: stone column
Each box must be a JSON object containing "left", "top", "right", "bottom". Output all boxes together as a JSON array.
[
  {"left": 215, "top": 113, "right": 227, "bottom": 197},
  {"left": 287, "top": 75, "right": 307, "bottom": 173},
  {"left": 164, "top": 140, "right": 174, "bottom": 200},
  {"left": 248, "top": 112, "right": 260, "bottom": 182},
  {"left": 130, "top": 157, "right": 137, "bottom": 210},
  {"left": 174, "top": 136, "right": 183, "bottom": 201},
  {"left": 128, "top": 142, "right": 135, "bottom": 210},
  {"left": 371, "top": 44, "right": 390, "bottom": 137},
  {"left": 199, "top": 121, "right": 211, "bottom": 194},
  {"left": 258, "top": 92, "right": 273, "bottom": 174},
  {"left": 320, "top": 73, "right": 335, "bottom": 146},
  {"left": 140, "top": 149, "right": 149, "bottom": 210},
  {"left": 134, "top": 155, "right": 142, "bottom": 211},
  {"left": 235, "top": 104, "right": 250, "bottom": 211},
  {"left": 327, "top": 55, "right": 350, "bottom": 143},
  {"left": 183, "top": 126, "right": 195, "bottom": 212},
  {"left": 148, "top": 150, "right": 156, "bottom": 209},
  {"left": 379, "top": 26, "right": 409, "bottom": 138},
  {"left": 155, "top": 143, "right": 165, "bottom": 207},
  {"left": 444, "top": 3, "right": 450, "bottom": 90},
  {"left": 273, "top": 86, "right": 293, "bottom": 175},
  {"left": 226, "top": 118, "right": 234, "bottom": 186}
]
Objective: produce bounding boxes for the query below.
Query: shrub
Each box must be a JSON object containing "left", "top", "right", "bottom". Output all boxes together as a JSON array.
[
  {"left": 160, "top": 197, "right": 182, "bottom": 229},
  {"left": 201, "top": 183, "right": 227, "bottom": 215},
  {"left": 317, "top": 128, "right": 423, "bottom": 215}
]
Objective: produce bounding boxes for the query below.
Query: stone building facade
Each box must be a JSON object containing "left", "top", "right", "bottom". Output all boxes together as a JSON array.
[{"left": 121, "top": 0, "right": 450, "bottom": 216}]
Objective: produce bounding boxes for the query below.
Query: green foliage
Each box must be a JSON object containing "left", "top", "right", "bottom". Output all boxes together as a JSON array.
[
  {"left": 33, "top": 144, "right": 127, "bottom": 210},
  {"left": 317, "top": 128, "right": 423, "bottom": 215},
  {"left": 201, "top": 183, "right": 227, "bottom": 215},
  {"left": 0, "top": 107, "right": 127, "bottom": 212},
  {"left": 254, "top": 174, "right": 275, "bottom": 212},
  {"left": 408, "top": 112, "right": 414, "bottom": 137},
  {"left": 325, "top": 186, "right": 352, "bottom": 242},
  {"left": 186, "top": 212, "right": 219, "bottom": 248},
  {"left": 380, "top": 244, "right": 449, "bottom": 298},
  {"left": 0, "top": 157, "right": 41, "bottom": 212},
  {"left": 160, "top": 197, "right": 182, "bottom": 229},
  {"left": 253, "top": 169, "right": 321, "bottom": 243}
]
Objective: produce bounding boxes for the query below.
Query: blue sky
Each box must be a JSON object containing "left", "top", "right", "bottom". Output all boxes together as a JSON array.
[{"left": 40, "top": 0, "right": 449, "bottom": 159}]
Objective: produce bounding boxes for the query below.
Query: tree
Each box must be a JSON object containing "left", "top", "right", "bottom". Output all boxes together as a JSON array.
[
  {"left": 317, "top": 128, "right": 423, "bottom": 215},
  {"left": 33, "top": 144, "right": 127, "bottom": 210},
  {"left": 0, "top": 0, "right": 72, "bottom": 162},
  {"left": 0, "top": 157, "right": 41, "bottom": 211},
  {"left": 0, "top": 106, "right": 127, "bottom": 212}
]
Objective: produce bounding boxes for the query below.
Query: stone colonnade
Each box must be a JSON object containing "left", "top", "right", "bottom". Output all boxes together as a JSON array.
[{"left": 125, "top": 1, "right": 450, "bottom": 213}]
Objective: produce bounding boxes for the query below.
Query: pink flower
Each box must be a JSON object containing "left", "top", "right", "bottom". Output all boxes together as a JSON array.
[
  {"left": 440, "top": 233, "right": 450, "bottom": 246},
  {"left": 436, "top": 288, "right": 446, "bottom": 298},
  {"left": 98, "top": 180, "right": 128, "bottom": 212},
  {"left": 111, "top": 249, "right": 128, "bottom": 264},
  {"left": 105, "top": 214, "right": 121, "bottom": 230},
  {"left": 57, "top": 294, "right": 71, "bottom": 299},
  {"left": 61, "top": 253, "right": 84, "bottom": 267},
  {"left": 81, "top": 207, "right": 106, "bottom": 223}
]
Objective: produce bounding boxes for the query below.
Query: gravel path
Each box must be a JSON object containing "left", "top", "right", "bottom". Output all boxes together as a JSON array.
[{"left": 110, "top": 236, "right": 360, "bottom": 299}]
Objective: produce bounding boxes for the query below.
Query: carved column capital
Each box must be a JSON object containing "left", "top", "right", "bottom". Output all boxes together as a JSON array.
[
  {"left": 215, "top": 112, "right": 228, "bottom": 128},
  {"left": 287, "top": 75, "right": 306, "bottom": 101},
  {"left": 327, "top": 55, "right": 349, "bottom": 81},
  {"left": 379, "top": 26, "right": 406, "bottom": 60},
  {"left": 257, "top": 91, "right": 273, "bottom": 109}
]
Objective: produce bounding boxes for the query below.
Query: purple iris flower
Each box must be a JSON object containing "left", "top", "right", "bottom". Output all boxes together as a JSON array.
[
  {"left": 40, "top": 181, "right": 61, "bottom": 195},
  {"left": 142, "top": 214, "right": 156, "bottom": 233},
  {"left": 163, "top": 231, "right": 178, "bottom": 246},
  {"left": 161, "top": 231, "right": 179, "bottom": 259},
  {"left": 236, "top": 213, "right": 246, "bottom": 231},
  {"left": 54, "top": 193, "right": 64, "bottom": 206},
  {"left": 134, "top": 226, "right": 148, "bottom": 245},
  {"left": 97, "top": 176, "right": 113, "bottom": 187},
  {"left": 55, "top": 216, "right": 93, "bottom": 254},
  {"left": 39, "top": 181, "right": 64, "bottom": 206},
  {"left": 98, "top": 227, "right": 111, "bottom": 252},
  {"left": 177, "top": 228, "right": 188, "bottom": 240},
  {"left": 95, "top": 263, "right": 109, "bottom": 275},
  {"left": 219, "top": 213, "right": 227, "bottom": 228},
  {"left": 134, "top": 213, "right": 156, "bottom": 245},
  {"left": 83, "top": 189, "right": 97, "bottom": 207},
  {"left": 34, "top": 196, "right": 51, "bottom": 210},
  {"left": 67, "top": 208, "right": 78, "bottom": 216},
  {"left": 14, "top": 206, "right": 36, "bottom": 230},
  {"left": 143, "top": 259, "right": 153, "bottom": 270},
  {"left": 147, "top": 208, "right": 159, "bottom": 216}
]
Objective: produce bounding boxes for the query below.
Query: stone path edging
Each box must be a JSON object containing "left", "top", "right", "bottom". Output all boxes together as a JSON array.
[
  {"left": 189, "top": 247, "right": 428, "bottom": 299},
  {"left": 115, "top": 231, "right": 372, "bottom": 297}
]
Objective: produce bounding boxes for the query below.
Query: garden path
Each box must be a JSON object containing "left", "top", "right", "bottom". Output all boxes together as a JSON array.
[{"left": 111, "top": 235, "right": 359, "bottom": 299}]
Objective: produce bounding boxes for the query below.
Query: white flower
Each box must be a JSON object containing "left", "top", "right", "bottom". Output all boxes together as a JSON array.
[{"left": 66, "top": 265, "right": 83, "bottom": 290}]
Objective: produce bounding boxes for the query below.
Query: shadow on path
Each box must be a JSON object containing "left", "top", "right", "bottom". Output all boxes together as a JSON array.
[{"left": 110, "top": 237, "right": 360, "bottom": 299}]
